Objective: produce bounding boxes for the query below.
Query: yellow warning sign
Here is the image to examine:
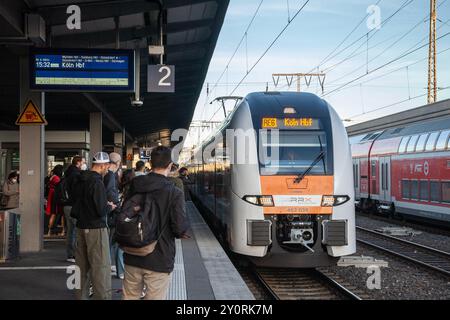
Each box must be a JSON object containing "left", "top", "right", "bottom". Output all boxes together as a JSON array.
[{"left": 15, "top": 100, "right": 48, "bottom": 125}]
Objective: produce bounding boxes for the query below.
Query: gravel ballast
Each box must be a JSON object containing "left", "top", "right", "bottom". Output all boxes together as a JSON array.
[
  {"left": 320, "top": 243, "right": 450, "bottom": 300},
  {"left": 356, "top": 214, "right": 450, "bottom": 253}
]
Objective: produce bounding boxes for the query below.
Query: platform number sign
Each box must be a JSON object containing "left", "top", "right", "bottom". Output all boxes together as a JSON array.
[{"left": 147, "top": 65, "right": 175, "bottom": 93}]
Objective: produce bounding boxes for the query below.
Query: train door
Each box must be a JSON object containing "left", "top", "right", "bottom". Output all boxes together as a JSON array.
[
  {"left": 379, "top": 157, "right": 391, "bottom": 202},
  {"left": 353, "top": 158, "right": 360, "bottom": 199}
]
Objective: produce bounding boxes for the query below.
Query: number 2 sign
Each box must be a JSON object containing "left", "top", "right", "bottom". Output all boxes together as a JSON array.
[{"left": 147, "top": 65, "right": 175, "bottom": 93}]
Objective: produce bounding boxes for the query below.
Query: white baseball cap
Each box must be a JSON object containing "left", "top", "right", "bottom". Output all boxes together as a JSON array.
[{"left": 92, "top": 152, "right": 110, "bottom": 164}]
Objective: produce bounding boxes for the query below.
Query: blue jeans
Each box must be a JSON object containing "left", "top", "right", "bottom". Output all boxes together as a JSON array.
[
  {"left": 110, "top": 229, "right": 124, "bottom": 278},
  {"left": 63, "top": 206, "right": 77, "bottom": 258}
]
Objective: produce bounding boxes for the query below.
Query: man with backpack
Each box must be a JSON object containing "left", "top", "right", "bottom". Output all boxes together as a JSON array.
[
  {"left": 71, "top": 152, "right": 116, "bottom": 300},
  {"left": 58, "top": 156, "right": 86, "bottom": 263},
  {"left": 120, "top": 146, "right": 189, "bottom": 300}
]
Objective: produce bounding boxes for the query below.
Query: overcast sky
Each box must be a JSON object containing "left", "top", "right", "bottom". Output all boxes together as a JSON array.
[{"left": 190, "top": 0, "right": 450, "bottom": 132}]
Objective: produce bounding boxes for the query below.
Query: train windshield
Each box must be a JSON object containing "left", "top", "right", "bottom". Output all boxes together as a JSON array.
[{"left": 259, "top": 130, "right": 332, "bottom": 175}]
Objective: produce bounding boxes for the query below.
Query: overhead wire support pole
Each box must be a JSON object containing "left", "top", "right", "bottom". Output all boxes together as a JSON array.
[
  {"left": 428, "top": 0, "right": 437, "bottom": 104},
  {"left": 272, "top": 72, "right": 326, "bottom": 93}
]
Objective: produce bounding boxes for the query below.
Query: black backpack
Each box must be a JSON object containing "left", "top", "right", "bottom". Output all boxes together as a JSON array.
[
  {"left": 115, "top": 192, "right": 163, "bottom": 250},
  {"left": 54, "top": 177, "right": 70, "bottom": 206}
]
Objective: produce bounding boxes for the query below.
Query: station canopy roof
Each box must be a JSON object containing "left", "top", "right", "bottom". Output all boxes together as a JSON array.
[{"left": 0, "top": 0, "right": 229, "bottom": 146}]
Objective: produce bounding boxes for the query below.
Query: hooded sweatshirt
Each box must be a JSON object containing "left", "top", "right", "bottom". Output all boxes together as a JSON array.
[
  {"left": 71, "top": 170, "right": 111, "bottom": 229},
  {"left": 123, "top": 172, "right": 189, "bottom": 273},
  {"left": 63, "top": 164, "right": 81, "bottom": 206}
]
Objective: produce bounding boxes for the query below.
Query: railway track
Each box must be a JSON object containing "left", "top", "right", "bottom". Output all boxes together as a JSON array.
[
  {"left": 356, "top": 226, "right": 450, "bottom": 277},
  {"left": 254, "top": 267, "right": 362, "bottom": 300},
  {"left": 356, "top": 211, "right": 450, "bottom": 237}
]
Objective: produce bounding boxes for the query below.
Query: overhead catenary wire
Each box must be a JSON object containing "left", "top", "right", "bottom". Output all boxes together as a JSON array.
[
  {"left": 326, "top": 45, "right": 450, "bottom": 93},
  {"left": 325, "top": 2, "right": 449, "bottom": 87},
  {"left": 208, "top": 0, "right": 264, "bottom": 100},
  {"left": 228, "top": 0, "right": 311, "bottom": 96},
  {"left": 344, "top": 85, "right": 450, "bottom": 121},
  {"left": 322, "top": 31, "right": 450, "bottom": 97},
  {"left": 315, "top": 0, "right": 383, "bottom": 70},
  {"left": 321, "top": 0, "right": 415, "bottom": 71},
  {"left": 278, "top": 0, "right": 417, "bottom": 91},
  {"left": 196, "top": 0, "right": 264, "bottom": 125},
  {"left": 206, "top": 0, "right": 311, "bottom": 123}
]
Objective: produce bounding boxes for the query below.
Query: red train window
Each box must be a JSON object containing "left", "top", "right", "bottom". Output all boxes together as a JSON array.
[{"left": 443, "top": 182, "right": 450, "bottom": 204}]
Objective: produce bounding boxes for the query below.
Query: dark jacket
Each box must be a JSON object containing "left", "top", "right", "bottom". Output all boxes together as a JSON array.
[
  {"left": 71, "top": 171, "right": 111, "bottom": 229},
  {"left": 104, "top": 170, "right": 120, "bottom": 227},
  {"left": 123, "top": 172, "right": 189, "bottom": 273},
  {"left": 104, "top": 170, "right": 120, "bottom": 205},
  {"left": 64, "top": 164, "right": 81, "bottom": 206}
]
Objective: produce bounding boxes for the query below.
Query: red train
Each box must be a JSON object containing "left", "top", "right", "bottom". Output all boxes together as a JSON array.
[{"left": 350, "top": 116, "right": 450, "bottom": 224}]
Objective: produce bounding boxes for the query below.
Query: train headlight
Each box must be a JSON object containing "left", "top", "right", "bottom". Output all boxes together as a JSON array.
[
  {"left": 334, "top": 195, "right": 350, "bottom": 206},
  {"left": 243, "top": 195, "right": 274, "bottom": 207},
  {"left": 321, "top": 195, "right": 350, "bottom": 207}
]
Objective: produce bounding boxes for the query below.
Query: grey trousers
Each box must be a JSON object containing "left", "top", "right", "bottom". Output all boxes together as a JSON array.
[{"left": 75, "top": 228, "right": 111, "bottom": 300}]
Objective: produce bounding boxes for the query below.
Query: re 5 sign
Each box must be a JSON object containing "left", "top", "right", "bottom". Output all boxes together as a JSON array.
[{"left": 147, "top": 65, "right": 175, "bottom": 93}]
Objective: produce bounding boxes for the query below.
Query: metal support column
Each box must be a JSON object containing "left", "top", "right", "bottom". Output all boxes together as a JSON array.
[
  {"left": 89, "top": 112, "right": 103, "bottom": 160},
  {"left": 19, "top": 56, "right": 45, "bottom": 252},
  {"left": 113, "top": 132, "right": 124, "bottom": 156}
]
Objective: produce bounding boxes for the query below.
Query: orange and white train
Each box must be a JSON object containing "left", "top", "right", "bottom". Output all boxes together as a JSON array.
[
  {"left": 187, "top": 92, "right": 356, "bottom": 268},
  {"left": 350, "top": 116, "right": 450, "bottom": 225}
]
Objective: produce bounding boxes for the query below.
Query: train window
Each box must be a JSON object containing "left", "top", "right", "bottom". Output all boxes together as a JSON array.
[
  {"left": 410, "top": 180, "right": 419, "bottom": 199},
  {"left": 425, "top": 131, "right": 439, "bottom": 151},
  {"left": 398, "top": 136, "right": 410, "bottom": 153},
  {"left": 415, "top": 134, "right": 429, "bottom": 152},
  {"left": 430, "top": 181, "right": 441, "bottom": 202},
  {"left": 419, "top": 180, "right": 429, "bottom": 201},
  {"left": 442, "top": 182, "right": 450, "bottom": 204},
  {"left": 401, "top": 180, "right": 410, "bottom": 199},
  {"left": 406, "top": 135, "right": 419, "bottom": 153},
  {"left": 353, "top": 163, "right": 359, "bottom": 188},
  {"left": 435, "top": 130, "right": 450, "bottom": 150},
  {"left": 259, "top": 130, "right": 332, "bottom": 175}
]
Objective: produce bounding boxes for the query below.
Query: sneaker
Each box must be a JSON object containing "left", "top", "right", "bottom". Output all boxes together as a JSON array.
[
  {"left": 140, "top": 285, "right": 147, "bottom": 299},
  {"left": 66, "top": 257, "right": 75, "bottom": 263},
  {"left": 119, "top": 274, "right": 124, "bottom": 280},
  {"left": 89, "top": 285, "right": 94, "bottom": 298}
]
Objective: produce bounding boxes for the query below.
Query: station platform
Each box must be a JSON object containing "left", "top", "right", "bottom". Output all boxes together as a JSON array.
[{"left": 0, "top": 201, "right": 254, "bottom": 300}]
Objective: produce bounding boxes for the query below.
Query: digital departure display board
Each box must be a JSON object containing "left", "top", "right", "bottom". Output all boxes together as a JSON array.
[
  {"left": 261, "top": 117, "right": 321, "bottom": 130},
  {"left": 30, "top": 48, "right": 135, "bottom": 92}
]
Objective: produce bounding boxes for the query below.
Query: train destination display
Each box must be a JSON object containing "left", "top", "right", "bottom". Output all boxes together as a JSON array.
[{"left": 30, "top": 49, "right": 135, "bottom": 92}]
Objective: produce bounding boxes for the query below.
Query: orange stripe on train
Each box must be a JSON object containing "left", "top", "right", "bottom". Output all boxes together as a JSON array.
[{"left": 260, "top": 176, "right": 334, "bottom": 215}]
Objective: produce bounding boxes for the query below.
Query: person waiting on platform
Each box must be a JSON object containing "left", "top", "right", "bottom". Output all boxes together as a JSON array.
[
  {"left": 71, "top": 152, "right": 116, "bottom": 300},
  {"left": 168, "top": 163, "right": 184, "bottom": 198},
  {"left": 134, "top": 160, "right": 146, "bottom": 177},
  {"left": 62, "top": 156, "right": 86, "bottom": 263},
  {"left": 178, "top": 167, "right": 193, "bottom": 201},
  {"left": 104, "top": 152, "right": 124, "bottom": 280},
  {"left": 122, "top": 146, "right": 189, "bottom": 300},
  {"left": 46, "top": 165, "right": 64, "bottom": 237},
  {"left": 1, "top": 171, "right": 19, "bottom": 209}
]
